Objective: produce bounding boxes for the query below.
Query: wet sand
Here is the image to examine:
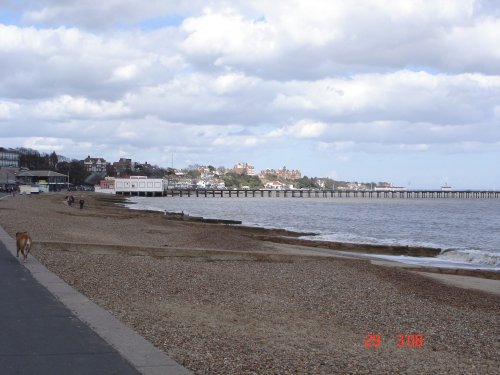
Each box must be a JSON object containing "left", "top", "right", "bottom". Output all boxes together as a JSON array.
[{"left": 1, "top": 192, "right": 499, "bottom": 374}]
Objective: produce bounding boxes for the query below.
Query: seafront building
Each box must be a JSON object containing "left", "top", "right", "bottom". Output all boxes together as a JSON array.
[
  {"left": 0, "top": 147, "right": 20, "bottom": 168},
  {"left": 107, "top": 176, "right": 166, "bottom": 196},
  {"left": 17, "top": 170, "right": 68, "bottom": 192},
  {"left": 94, "top": 177, "right": 116, "bottom": 194},
  {"left": 0, "top": 169, "right": 17, "bottom": 191}
]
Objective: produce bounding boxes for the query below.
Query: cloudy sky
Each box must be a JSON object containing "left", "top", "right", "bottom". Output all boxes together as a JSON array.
[{"left": 1, "top": 0, "right": 499, "bottom": 188}]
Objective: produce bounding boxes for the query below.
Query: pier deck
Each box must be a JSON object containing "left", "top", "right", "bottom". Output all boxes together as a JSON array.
[{"left": 118, "top": 189, "right": 500, "bottom": 199}]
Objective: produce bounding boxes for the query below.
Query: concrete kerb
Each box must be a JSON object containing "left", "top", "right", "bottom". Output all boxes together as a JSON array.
[{"left": 0, "top": 226, "right": 193, "bottom": 375}]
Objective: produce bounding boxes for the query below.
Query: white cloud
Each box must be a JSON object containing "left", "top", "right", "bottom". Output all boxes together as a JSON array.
[
  {"left": 212, "top": 72, "right": 259, "bottom": 94},
  {"left": 271, "top": 71, "right": 500, "bottom": 125},
  {"left": 289, "top": 120, "right": 327, "bottom": 138},
  {"left": 181, "top": 7, "right": 278, "bottom": 64},
  {"left": 213, "top": 134, "right": 263, "bottom": 147},
  {"left": 33, "top": 96, "right": 129, "bottom": 119},
  {"left": 172, "top": 0, "right": 500, "bottom": 78},
  {"left": 0, "top": 24, "right": 179, "bottom": 100},
  {"left": 0, "top": 100, "right": 20, "bottom": 119},
  {"left": 111, "top": 64, "right": 139, "bottom": 81},
  {"left": 21, "top": 0, "right": 203, "bottom": 29},
  {"left": 20, "top": 137, "right": 83, "bottom": 153}
]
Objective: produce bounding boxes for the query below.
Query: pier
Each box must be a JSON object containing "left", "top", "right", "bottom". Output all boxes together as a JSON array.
[{"left": 118, "top": 189, "right": 500, "bottom": 199}]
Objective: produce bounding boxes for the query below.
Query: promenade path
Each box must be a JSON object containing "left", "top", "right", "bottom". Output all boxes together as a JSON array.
[{"left": 0, "top": 224, "right": 192, "bottom": 375}]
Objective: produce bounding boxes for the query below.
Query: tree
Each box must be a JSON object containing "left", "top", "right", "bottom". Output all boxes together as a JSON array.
[
  {"left": 222, "top": 173, "right": 263, "bottom": 189},
  {"left": 49, "top": 151, "right": 59, "bottom": 169},
  {"left": 106, "top": 163, "right": 117, "bottom": 177},
  {"left": 295, "top": 176, "right": 319, "bottom": 189},
  {"left": 18, "top": 148, "right": 50, "bottom": 170},
  {"left": 69, "top": 160, "right": 87, "bottom": 185},
  {"left": 262, "top": 173, "right": 278, "bottom": 181},
  {"left": 58, "top": 160, "right": 88, "bottom": 186},
  {"left": 186, "top": 169, "right": 201, "bottom": 179},
  {"left": 216, "top": 166, "right": 226, "bottom": 175},
  {"left": 165, "top": 168, "right": 176, "bottom": 177}
]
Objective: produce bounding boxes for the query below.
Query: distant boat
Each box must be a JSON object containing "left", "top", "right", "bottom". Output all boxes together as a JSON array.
[{"left": 441, "top": 185, "right": 453, "bottom": 191}]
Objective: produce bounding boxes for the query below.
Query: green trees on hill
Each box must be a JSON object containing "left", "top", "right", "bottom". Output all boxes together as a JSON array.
[
  {"left": 295, "top": 176, "right": 320, "bottom": 189},
  {"left": 223, "top": 173, "right": 263, "bottom": 189}
]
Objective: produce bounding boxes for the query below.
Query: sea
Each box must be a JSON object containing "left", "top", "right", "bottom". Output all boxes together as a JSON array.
[{"left": 126, "top": 196, "right": 500, "bottom": 271}]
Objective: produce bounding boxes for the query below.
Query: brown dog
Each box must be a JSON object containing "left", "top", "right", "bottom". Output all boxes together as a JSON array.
[{"left": 16, "top": 232, "right": 32, "bottom": 262}]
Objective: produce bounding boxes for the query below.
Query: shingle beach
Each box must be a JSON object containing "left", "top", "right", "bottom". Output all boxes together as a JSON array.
[{"left": 1, "top": 192, "right": 498, "bottom": 374}]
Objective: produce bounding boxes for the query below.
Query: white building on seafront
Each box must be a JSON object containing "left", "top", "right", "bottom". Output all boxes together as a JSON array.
[{"left": 95, "top": 176, "right": 167, "bottom": 196}]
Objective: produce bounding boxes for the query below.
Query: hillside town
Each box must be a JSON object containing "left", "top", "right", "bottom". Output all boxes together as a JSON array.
[{"left": 0, "top": 147, "right": 391, "bottom": 193}]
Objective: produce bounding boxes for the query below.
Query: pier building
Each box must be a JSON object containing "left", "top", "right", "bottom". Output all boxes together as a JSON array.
[{"left": 114, "top": 176, "right": 166, "bottom": 196}]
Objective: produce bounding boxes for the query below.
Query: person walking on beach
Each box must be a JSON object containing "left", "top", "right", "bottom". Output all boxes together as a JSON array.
[{"left": 79, "top": 197, "right": 85, "bottom": 210}]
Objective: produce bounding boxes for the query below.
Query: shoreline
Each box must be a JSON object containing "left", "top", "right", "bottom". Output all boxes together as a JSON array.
[
  {"left": 123, "top": 194, "right": 443, "bottom": 256},
  {"left": 121, "top": 194, "right": 500, "bottom": 277},
  {"left": 1, "top": 192, "right": 499, "bottom": 374}
]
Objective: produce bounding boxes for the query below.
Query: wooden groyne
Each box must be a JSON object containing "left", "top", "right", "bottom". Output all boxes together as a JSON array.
[
  {"left": 146, "top": 189, "right": 500, "bottom": 199},
  {"left": 163, "top": 211, "right": 242, "bottom": 225}
]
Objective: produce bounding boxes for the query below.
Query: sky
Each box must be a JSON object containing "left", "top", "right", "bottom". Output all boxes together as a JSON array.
[{"left": 0, "top": 0, "right": 499, "bottom": 189}]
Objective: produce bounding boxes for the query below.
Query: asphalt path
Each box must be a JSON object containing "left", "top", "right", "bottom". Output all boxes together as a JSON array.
[
  {"left": 0, "top": 239, "right": 141, "bottom": 375},
  {"left": 0, "top": 195, "right": 192, "bottom": 375}
]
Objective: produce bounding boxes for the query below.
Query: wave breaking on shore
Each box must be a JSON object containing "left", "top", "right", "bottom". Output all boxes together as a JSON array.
[{"left": 304, "top": 234, "right": 500, "bottom": 270}]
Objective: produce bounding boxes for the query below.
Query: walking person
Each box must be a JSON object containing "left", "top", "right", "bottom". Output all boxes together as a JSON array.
[{"left": 79, "top": 196, "right": 85, "bottom": 209}]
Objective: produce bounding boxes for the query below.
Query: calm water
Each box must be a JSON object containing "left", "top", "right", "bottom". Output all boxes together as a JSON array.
[{"left": 126, "top": 196, "right": 500, "bottom": 270}]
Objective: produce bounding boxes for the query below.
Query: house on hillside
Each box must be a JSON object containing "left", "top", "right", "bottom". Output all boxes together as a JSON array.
[
  {"left": 264, "top": 180, "right": 286, "bottom": 190},
  {"left": 113, "top": 158, "right": 133, "bottom": 175},
  {"left": 260, "top": 167, "right": 302, "bottom": 180},
  {"left": 233, "top": 162, "right": 255, "bottom": 176},
  {"left": 83, "top": 156, "right": 108, "bottom": 173}
]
